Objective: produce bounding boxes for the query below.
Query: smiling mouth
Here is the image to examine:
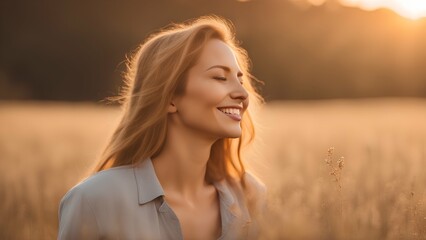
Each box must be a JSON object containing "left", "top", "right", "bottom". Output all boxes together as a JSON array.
[{"left": 217, "top": 107, "right": 242, "bottom": 121}]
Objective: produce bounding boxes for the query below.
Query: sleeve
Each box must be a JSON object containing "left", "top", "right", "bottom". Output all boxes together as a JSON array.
[{"left": 58, "top": 186, "right": 99, "bottom": 240}]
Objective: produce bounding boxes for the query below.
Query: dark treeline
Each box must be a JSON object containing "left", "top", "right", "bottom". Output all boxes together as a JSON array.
[{"left": 1, "top": 0, "right": 425, "bottom": 102}]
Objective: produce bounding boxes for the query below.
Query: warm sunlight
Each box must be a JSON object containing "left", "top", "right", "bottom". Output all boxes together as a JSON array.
[{"left": 340, "top": 0, "right": 426, "bottom": 20}]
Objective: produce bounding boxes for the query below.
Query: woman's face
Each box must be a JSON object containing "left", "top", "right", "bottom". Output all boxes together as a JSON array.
[{"left": 171, "top": 39, "right": 249, "bottom": 140}]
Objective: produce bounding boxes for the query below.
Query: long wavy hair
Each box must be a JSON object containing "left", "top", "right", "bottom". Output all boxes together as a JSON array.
[{"left": 93, "top": 15, "right": 264, "bottom": 183}]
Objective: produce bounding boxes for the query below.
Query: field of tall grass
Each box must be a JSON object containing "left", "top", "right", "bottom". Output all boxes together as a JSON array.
[{"left": 0, "top": 98, "right": 425, "bottom": 240}]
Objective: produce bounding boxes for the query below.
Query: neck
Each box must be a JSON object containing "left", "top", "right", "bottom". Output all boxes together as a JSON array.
[{"left": 151, "top": 123, "right": 217, "bottom": 199}]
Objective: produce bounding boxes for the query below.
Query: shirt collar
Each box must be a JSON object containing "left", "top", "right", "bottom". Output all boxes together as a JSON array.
[
  {"left": 213, "top": 180, "right": 235, "bottom": 209},
  {"left": 133, "top": 157, "right": 165, "bottom": 205},
  {"left": 133, "top": 158, "right": 251, "bottom": 223},
  {"left": 214, "top": 178, "right": 252, "bottom": 223}
]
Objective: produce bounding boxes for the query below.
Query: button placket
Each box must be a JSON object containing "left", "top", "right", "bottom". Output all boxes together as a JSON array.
[{"left": 158, "top": 198, "right": 184, "bottom": 240}]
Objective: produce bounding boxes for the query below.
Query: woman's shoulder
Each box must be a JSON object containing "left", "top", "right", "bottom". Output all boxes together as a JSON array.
[
  {"left": 58, "top": 165, "right": 137, "bottom": 239},
  {"left": 61, "top": 165, "right": 135, "bottom": 202}
]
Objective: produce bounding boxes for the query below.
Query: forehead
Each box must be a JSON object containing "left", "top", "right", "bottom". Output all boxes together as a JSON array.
[{"left": 194, "top": 39, "right": 241, "bottom": 71}]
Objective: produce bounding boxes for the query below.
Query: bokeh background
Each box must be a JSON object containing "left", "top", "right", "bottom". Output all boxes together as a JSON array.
[{"left": 1, "top": 0, "right": 425, "bottom": 239}]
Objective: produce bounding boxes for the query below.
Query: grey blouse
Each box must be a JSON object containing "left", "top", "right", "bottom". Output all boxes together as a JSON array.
[{"left": 58, "top": 158, "right": 266, "bottom": 240}]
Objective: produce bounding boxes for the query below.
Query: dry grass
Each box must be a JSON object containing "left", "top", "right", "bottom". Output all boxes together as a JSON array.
[
  {"left": 250, "top": 98, "right": 426, "bottom": 240},
  {"left": 0, "top": 98, "right": 425, "bottom": 239}
]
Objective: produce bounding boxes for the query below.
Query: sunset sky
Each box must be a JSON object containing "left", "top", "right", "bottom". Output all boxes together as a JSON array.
[
  {"left": 340, "top": 0, "right": 426, "bottom": 19},
  {"left": 306, "top": 0, "right": 426, "bottom": 19}
]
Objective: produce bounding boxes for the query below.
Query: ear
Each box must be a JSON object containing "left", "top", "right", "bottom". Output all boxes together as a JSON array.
[{"left": 168, "top": 101, "right": 178, "bottom": 113}]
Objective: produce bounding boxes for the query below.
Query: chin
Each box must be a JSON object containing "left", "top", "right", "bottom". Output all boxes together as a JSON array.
[
  {"left": 224, "top": 128, "right": 242, "bottom": 138},
  {"left": 227, "top": 135, "right": 241, "bottom": 139}
]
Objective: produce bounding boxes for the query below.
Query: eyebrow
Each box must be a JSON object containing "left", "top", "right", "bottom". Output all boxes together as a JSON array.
[{"left": 205, "top": 65, "right": 243, "bottom": 77}]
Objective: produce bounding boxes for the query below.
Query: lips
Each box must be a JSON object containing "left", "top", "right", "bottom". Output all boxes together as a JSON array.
[
  {"left": 217, "top": 107, "right": 241, "bottom": 115},
  {"left": 217, "top": 107, "right": 242, "bottom": 121}
]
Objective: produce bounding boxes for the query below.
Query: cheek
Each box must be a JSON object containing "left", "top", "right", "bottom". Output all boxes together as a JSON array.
[
  {"left": 178, "top": 84, "right": 228, "bottom": 129},
  {"left": 186, "top": 83, "right": 226, "bottom": 108}
]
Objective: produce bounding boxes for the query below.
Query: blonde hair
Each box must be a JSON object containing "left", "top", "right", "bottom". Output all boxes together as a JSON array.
[{"left": 94, "top": 15, "right": 264, "bottom": 183}]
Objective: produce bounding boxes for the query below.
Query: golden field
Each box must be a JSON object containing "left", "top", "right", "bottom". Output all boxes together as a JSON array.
[{"left": 0, "top": 99, "right": 425, "bottom": 240}]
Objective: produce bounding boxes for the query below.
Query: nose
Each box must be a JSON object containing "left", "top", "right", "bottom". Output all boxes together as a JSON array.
[{"left": 230, "top": 79, "right": 249, "bottom": 102}]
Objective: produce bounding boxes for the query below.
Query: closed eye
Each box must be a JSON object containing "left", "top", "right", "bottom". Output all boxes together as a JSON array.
[{"left": 213, "top": 76, "right": 244, "bottom": 85}]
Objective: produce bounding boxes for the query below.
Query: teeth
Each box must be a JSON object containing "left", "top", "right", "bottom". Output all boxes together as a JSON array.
[{"left": 218, "top": 108, "right": 241, "bottom": 115}]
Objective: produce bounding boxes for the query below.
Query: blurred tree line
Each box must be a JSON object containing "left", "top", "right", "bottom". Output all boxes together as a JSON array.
[{"left": 1, "top": 0, "right": 425, "bottom": 101}]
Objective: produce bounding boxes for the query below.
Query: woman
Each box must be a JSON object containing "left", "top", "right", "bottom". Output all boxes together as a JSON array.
[{"left": 58, "top": 15, "right": 266, "bottom": 240}]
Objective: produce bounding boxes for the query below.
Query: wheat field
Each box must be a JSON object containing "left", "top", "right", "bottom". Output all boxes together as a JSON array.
[{"left": 0, "top": 99, "right": 425, "bottom": 240}]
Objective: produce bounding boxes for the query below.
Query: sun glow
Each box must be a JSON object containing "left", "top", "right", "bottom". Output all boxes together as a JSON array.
[{"left": 340, "top": 0, "right": 426, "bottom": 20}]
